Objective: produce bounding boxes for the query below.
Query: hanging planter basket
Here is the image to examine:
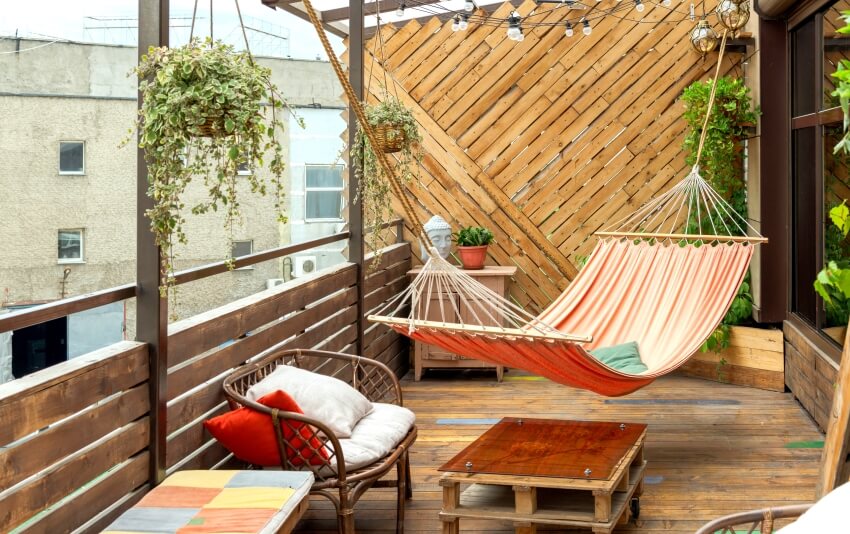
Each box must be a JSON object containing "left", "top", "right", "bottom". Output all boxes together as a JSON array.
[
  {"left": 197, "top": 117, "right": 223, "bottom": 137},
  {"left": 374, "top": 123, "right": 407, "bottom": 153}
]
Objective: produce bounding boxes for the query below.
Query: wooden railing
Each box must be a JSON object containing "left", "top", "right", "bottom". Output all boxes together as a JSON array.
[{"left": 0, "top": 230, "right": 410, "bottom": 533}]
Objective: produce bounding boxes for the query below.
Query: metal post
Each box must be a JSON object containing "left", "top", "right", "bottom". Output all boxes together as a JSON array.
[
  {"left": 349, "top": 0, "right": 365, "bottom": 355},
  {"left": 137, "top": 0, "right": 169, "bottom": 486}
]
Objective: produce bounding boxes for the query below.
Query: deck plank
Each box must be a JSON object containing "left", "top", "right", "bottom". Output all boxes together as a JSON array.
[{"left": 295, "top": 372, "right": 822, "bottom": 532}]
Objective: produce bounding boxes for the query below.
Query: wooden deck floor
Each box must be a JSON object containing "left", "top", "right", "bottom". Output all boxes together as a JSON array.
[{"left": 296, "top": 371, "right": 824, "bottom": 533}]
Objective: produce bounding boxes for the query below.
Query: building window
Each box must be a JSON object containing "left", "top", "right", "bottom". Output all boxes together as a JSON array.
[
  {"left": 237, "top": 162, "right": 252, "bottom": 175},
  {"left": 231, "top": 239, "right": 253, "bottom": 270},
  {"left": 58, "top": 229, "right": 84, "bottom": 263},
  {"left": 59, "top": 141, "right": 85, "bottom": 175},
  {"left": 305, "top": 164, "right": 344, "bottom": 221}
]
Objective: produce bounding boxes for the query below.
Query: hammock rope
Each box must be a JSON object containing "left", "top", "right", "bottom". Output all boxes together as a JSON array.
[{"left": 297, "top": 5, "right": 766, "bottom": 395}]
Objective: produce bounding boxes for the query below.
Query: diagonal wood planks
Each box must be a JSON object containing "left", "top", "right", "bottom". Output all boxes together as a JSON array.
[{"left": 355, "top": 2, "right": 744, "bottom": 312}]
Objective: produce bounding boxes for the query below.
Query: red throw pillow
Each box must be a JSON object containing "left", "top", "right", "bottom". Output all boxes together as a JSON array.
[{"left": 204, "top": 390, "right": 329, "bottom": 467}]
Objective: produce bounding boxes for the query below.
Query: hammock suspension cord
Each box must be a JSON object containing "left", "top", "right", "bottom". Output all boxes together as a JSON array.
[{"left": 299, "top": 0, "right": 433, "bottom": 249}]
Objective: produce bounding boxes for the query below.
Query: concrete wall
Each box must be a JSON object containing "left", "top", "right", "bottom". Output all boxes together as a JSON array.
[{"left": 0, "top": 37, "right": 346, "bottom": 368}]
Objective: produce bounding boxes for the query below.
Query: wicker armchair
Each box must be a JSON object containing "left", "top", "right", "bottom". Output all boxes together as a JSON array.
[
  {"left": 223, "top": 348, "right": 417, "bottom": 534},
  {"left": 694, "top": 504, "right": 812, "bottom": 534}
]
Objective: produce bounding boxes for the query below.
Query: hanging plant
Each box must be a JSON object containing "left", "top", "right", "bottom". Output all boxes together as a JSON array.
[
  {"left": 129, "top": 37, "right": 291, "bottom": 294},
  {"left": 351, "top": 95, "right": 422, "bottom": 254},
  {"left": 682, "top": 75, "right": 759, "bottom": 352}
]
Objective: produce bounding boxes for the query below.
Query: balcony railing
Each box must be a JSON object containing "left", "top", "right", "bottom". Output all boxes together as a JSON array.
[{"left": 0, "top": 220, "right": 410, "bottom": 533}]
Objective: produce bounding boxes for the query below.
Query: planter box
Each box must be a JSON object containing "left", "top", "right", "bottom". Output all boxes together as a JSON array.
[
  {"left": 823, "top": 326, "right": 847, "bottom": 345},
  {"left": 679, "top": 325, "right": 784, "bottom": 392}
]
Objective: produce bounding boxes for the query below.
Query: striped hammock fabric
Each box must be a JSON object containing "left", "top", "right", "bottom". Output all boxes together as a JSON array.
[{"left": 369, "top": 168, "right": 763, "bottom": 397}]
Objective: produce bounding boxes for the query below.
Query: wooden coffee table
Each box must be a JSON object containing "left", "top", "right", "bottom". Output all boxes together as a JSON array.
[{"left": 438, "top": 418, "right": 647, "bottom": 534}]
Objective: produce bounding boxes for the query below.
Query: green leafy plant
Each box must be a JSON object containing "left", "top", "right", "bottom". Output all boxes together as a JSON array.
[
  {"left": 814, "top": 202, "right": 850, "bottom": 327},
  {"left": 454, "top": 226, "right": 494, "bottom": 247},
  {"left": 683, "top": 76, "right": 759, "bottom": 352},
  {"left": 832, "top": 11, "right": 850, "bottom": 155},
  {"left": 352, "top": 95, "right": 422, "bottom": 255},
  {"left": 128, "top": 37, "right": 291, "bottom": 293},
  {"left": 682, "top": 76, "right": 759, "bottom": 226}
]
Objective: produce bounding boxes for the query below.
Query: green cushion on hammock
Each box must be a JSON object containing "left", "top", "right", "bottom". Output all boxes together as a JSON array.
[{"left": 589, "top": 342, "right": 648, "bottom": 374}]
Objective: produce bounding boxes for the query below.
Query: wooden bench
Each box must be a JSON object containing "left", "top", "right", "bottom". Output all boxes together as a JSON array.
[{"left": 102, "top": 470, "right": 313, "bottom": 534}]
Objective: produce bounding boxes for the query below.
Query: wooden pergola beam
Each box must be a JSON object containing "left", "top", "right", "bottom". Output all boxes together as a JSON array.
[
  {"left": 262, "top": 0, "right": 350, "bottom": 37},
  {"left": 323, "top": 0, "right": 443, "bottom": 23}
]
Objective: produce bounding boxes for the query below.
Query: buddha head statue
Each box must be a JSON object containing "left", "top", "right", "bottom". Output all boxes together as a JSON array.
[{"left": 420, "top": 215, "right": 452, "bottom": 261}]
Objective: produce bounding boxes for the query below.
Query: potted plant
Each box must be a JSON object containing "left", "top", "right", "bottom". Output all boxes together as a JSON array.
[
  {"left": 352, "top": 94, "right": 422, "bottom": 255},
  {"left": 454, "top": 226, "right": 494, "bottom": 270},
  {"left": 130, "top": 37, "right": 291, "bottom": 294}
]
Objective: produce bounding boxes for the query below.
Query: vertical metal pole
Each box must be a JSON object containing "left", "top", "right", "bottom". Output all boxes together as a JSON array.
[
  {"left": 137, "top": 0, "right": 169, "bottom": 486},
  {"left": 349, "top": 0, "right": 365, "bottom": 355}
]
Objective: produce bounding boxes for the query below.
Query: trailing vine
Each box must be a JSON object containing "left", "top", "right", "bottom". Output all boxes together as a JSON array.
[
  {"left": 352, "top": 95, "right": 422, "bottom": 255},
  {"left": 129, "top": 37, "right": 293, "bottom": 295}
]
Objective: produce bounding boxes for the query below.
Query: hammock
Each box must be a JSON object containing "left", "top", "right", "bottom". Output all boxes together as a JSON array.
[
  {"left": 294, "top": 3, "right": 766, "bottom": 395},
  {"left": 369, "top": 168, "right": 763, "bottom": 396}
]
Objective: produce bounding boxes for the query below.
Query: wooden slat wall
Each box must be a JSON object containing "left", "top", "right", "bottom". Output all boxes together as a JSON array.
[
  {"left": 356, "top": 2, "right": 743, "bottom": 311},
  {"left": 0, "top": 341, "right": 150, "bottom": 533},
  {"left": 784, "top": 319, "right": 840, "bottom": 431},
  {"left": 0, "top": 243, "right": 412, "bottom": 532}
]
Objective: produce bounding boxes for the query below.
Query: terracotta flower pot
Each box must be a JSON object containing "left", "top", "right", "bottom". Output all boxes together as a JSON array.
[{"left": 458, "top": 245, "right": 488, "bottom": 270}]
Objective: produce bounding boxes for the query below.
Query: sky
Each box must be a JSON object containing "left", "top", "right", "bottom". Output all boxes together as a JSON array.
[{"left": 0, "top": 0, "right": 345, "bottom": 60}]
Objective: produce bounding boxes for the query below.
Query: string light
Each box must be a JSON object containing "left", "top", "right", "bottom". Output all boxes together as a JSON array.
[
  {"left": 390, "top": 0, "right": 712, "bottom": 45},
  {"left": 507, "top": 11, "right": 522, "bottom": 40}
]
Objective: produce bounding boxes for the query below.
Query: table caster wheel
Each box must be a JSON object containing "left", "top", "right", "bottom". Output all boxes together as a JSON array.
[{"left": 630, "top": 497, "right": 640, "bottom": 520}]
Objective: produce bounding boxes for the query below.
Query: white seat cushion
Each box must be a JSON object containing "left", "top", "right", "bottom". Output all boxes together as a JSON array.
[
  {"left": 329, "top": 403, "right": 416, "bottom": 472},
  {"left": 246, "top": 364, "right": 373, "bottom": 439},
  {"left": 775, "top": 481, "right": 850, "bottom": 533}
]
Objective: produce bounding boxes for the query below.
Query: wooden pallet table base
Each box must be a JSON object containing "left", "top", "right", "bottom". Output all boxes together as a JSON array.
[{"left": 438, "top": 418, "right": 647, "bottom": 534}]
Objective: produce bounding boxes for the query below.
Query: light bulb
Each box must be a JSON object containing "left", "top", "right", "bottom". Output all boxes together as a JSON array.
[
  {"left": 662, "top": 0, "right": 671, "bottom": 6},
  {"left": 565, "top": 22, "right": 574, "bottom": 37},
  {"left": 635, "top": 0, "right": 645, "bottom": 12},
  {"left": 459, "top": 15, "right": 469, "bottom": 30},
  {"left": 452, "top": 17, "right": 460, "bottom": 31},
  {"left": 516, "top": 30, "right": 525, "bottom": 41},
  {"left": 582, "top": 19, "right": 592, "bottom": 35},
  {"left": 507, "top": 12, "right": 522, "bottom": 40},
  {"left": 395, "top": 3, "right": 405, "bottom": 17},
  {"left": 464, "top": 0, "right": 474, "bottom": 12}
]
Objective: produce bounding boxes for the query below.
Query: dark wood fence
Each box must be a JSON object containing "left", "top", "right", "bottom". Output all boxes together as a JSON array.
[{"left": 0, "top": 240, "right": 411, "bottom": 533}]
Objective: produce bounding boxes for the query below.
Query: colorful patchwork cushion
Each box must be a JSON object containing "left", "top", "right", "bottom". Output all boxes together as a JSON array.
[{"left": 102, "top": 470, "right": 314, "bottom": 534}]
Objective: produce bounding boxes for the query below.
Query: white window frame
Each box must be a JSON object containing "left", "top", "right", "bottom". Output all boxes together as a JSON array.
[
  {"left": 59, "top": 141, "right": 85, "bottom": 175},
  {"left": 58, "top": 229, "right": 85, "bottom": 264},
  {"left": 231, "top": 239, "right": 254, "bottom": 271},
  {"left": 304, "top": 164, "right": 345, "bottom": 223},
  {"left": 237, "top": 161, "right": 252, "bottom": 176}
]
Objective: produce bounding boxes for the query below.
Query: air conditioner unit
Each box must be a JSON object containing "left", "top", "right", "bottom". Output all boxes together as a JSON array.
[
  {"left": 266, "top": 278, "right": 285, "bottom": 290},
  {"left": 293, "top": 255, "right": 318, "bottom": 278}
]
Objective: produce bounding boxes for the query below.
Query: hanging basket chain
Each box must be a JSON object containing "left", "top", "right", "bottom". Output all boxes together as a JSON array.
[{"left": 300, "top": 0, "right": 433, "bottom": 249}]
